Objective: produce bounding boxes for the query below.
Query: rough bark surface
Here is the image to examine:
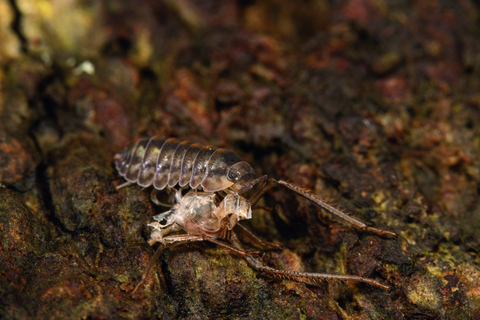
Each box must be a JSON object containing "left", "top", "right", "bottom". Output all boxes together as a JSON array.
[{"left": 1, "top": 1, "right": 480, "bottom": 319}]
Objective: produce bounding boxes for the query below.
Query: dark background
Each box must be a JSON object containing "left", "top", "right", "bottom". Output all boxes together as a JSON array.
[{"left": 1, "top": 0, "right": 480, "bottom": 319}]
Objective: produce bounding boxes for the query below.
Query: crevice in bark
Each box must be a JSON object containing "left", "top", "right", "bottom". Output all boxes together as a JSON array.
[{"left": 7, "top": 0, "right": 28, "bottom": 53}]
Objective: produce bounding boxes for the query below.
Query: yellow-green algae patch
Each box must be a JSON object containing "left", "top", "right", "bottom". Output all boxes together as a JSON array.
[{"left": 406, "top": 273, "right": 442, "bottom": 310}]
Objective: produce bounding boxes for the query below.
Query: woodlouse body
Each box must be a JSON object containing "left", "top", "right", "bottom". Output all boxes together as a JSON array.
[{"left": 114, "top": 136, "right": 257, "bottom": 192}]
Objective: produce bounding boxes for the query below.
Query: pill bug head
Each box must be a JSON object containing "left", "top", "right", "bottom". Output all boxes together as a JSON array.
[{"left": 227, "top": 161, "right": 257, "bottom": 192}]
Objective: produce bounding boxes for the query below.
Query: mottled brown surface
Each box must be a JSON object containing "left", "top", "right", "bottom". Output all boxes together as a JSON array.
[{"left": 1, "top": 0, "right": 480, "bottom": 319}]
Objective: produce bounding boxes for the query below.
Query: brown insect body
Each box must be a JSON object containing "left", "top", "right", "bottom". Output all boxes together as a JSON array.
[{"left": 114, "top": 136, "right": 256, "bottom": 193}]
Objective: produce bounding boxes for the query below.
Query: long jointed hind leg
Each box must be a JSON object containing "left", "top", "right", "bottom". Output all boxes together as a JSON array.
[
  {"left": 133, "top": 233, "right": 390, "bottom": 297},
  {"left": 243, "top": 255, "right": 390, "bottom": 290},
  {"left": 132, "top": 241, "right": 183, "bottom": 298},
  {"left": 131, "top": 234, "right": 256, "bottom": 297},
  {"left": 228, "top": 232, "right": 391, "bottom": 290},
  {"left": 235, "top": 223, "right": 283, "bottom": 251}
]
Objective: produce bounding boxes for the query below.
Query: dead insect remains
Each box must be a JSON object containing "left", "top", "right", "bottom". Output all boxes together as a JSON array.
[{"left": 114, "top": 136, "right": 396, "bottom": 297}]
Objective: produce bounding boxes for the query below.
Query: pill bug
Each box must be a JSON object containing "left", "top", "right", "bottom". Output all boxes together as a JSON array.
[{"left": 114, "top": 136, "right": 257, "bottom": 193}]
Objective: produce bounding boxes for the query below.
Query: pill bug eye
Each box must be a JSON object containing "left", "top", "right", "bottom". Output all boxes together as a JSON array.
[{"left": 228, "top": 171, "right": 238, "bottom": 180}]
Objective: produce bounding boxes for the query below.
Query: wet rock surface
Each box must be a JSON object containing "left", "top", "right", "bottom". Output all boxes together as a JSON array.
[{"left": 1, "top": 0, "right": 480, "bottom": 319}]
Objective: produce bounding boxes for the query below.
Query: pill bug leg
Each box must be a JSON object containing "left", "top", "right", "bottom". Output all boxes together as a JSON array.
[{"left": 116, "top": 181, "right": 135, "bottom": 190}]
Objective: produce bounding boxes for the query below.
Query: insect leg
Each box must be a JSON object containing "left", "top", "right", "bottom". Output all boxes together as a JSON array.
[
  {"left": 235, "top": 223, "right": 282, "bottom": 251},
  {"left": 132, "top": 234, "right": 258, "bottom": 297},
  {"left": 276, "top": 180, "right": 397, "bottom": 238},
  {"left": 235, "top": 175, "right": 269, "bottom": 195},
  {"left": 133, "top": 235, "right": 209, "bottom": 297},
  {"left": 226, "top": 232, "right": 391, "bottom": 290},
  {"left": 247, "top": 177, "right": 276, "bottom": 206},
  {"left": 243, "top": 255, "right": 391, "bottom": 290},
  {"left": 131, "top": 241, "right": 183, "bottom": 298}
]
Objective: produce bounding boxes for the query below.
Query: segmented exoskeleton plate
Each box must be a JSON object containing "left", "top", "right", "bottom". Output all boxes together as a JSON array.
[{"left": 114, "top": 136, "right": 257, "bottom": 192}]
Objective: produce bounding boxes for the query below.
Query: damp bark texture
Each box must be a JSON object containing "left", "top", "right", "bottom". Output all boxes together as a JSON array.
[{"left": 1, "top": 1, "right": 480, "bottom": 319}]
